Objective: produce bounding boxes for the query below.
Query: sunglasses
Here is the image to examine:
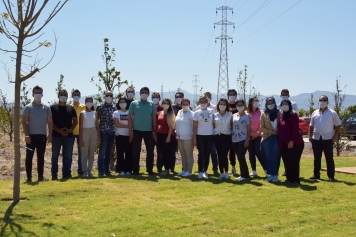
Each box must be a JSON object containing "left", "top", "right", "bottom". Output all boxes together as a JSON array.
[
  {"left": 106, "top": 95, "right": 113, "bottom": 97},
  {"left": 319, "top": 100, "right": 327, "bottom": 102}
]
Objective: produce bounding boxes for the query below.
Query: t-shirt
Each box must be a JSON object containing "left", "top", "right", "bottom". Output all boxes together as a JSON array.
[
  {"left": 195, "top": 103, "right": 216, "bottom": 112},
  {"left": 232, "top": 113, "right": 250, "bottom": 142},
  {"left": 113, "top": 110, "right": 129, "bottom": 136},
  {"left": 193, "top": 109, "right": 214, "bottom": 135},
  {"left": 96, "top": 103, "right": 116, "bottom": 134},
  {"left": 246, "top": 110, "right": 262, "bottom": 136},
  {"left": 173, "top": 105, "right": 182, "bottom": 116},
  {"left": 50, "top": 104, "right": 77, "bottom": 137},
  {"left": 71, "top": 103, "right": 86, "bottom": 135},
  {"left": 229, "top": 103, "right": 238, "bottom": 114},
  {"left": 310, "top": 108, "right": 342, "bottom": 140},
  {"left": 23, "top": 102, "right": 51, "bottom": 135},
  {"left": 156, "top": 111, "right": 170, "bottom": 134},
  {"left": 175, "top": 110, "right": 193, "bottom": 140},
  {"left": 129, "top": 99, "right": 157, "bottom": 131}
]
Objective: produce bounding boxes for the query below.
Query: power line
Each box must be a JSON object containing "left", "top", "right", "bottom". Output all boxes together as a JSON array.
[{"left": 234, "top": 0, "right": 272, "bottom": 30}]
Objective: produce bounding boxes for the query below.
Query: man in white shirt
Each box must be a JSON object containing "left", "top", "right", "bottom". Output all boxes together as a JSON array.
[
  {"left": 195, "top": 91, "right": 216, "bottom": 111},
  {"left": 278, "top": 89, "right": 299, "bottom": 114},
  {"left": 308, "top": 95, "right": 341, "bottom": 181}
]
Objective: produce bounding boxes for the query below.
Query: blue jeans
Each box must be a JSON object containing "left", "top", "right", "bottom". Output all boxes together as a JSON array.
[
  {"left": 71, "top": 135, "right": 82, "bottom": 173},
  {"left": 248, "top": 136, "right": 266, "bottom": 171},
  {"left": 51, "top": 136, "right": 75, "bottom": 178},
  {"left": 261, "top": 135, "right": 280, "bottom": 176},
  {"left": 196, "top": 135, "right": 214, "bottom": 172},
  {"left": 97, "top": 132, "right": 115, "bottom": 174}
]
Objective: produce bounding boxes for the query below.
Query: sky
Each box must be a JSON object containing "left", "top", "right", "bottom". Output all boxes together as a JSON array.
[{"left": 1, "top": 0, "right": 356, "bottom": 103}]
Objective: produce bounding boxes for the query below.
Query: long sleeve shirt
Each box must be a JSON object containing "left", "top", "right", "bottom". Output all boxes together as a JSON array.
[{"left": 278, "top": 113, "right": 304, "bottom": 149}]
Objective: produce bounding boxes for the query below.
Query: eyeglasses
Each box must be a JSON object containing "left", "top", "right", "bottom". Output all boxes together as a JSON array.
[
  {"left": 319, "top": 100, "right": 327, "bottom": 102},
  {"left": 253, "top": 100, "right": 259, "bottom": 102},
  {"left": 106, "top": 95, "right": 113, "bottom": 97}
]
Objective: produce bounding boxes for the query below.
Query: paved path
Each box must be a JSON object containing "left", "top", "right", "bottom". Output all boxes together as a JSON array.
[{"left": 303, "top": 138, "right": 356, "bottom": 147}]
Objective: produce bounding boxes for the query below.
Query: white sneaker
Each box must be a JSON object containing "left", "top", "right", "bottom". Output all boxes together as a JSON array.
[
  {"left": 272, "top": 175, "right": 279, "bottom": 182},
  {"left": 82, "top": 173, "right": 88, "bottom": 178},
  {"left": 177, "top": 171, "right": 186, "bottom": 176},
  {"left": 250, "top": 170, "right": 257, "bottom": 176},
  {"left": 224, "top": 172, "right": 229, "bottom": 179},
  {"left": 265, "top": 175, "right": 274, "bottom": 182},
  {"left": 235, "top": 176, "right": 249, "bottom": 181},
  {"left": 219, "top": 173, "right": 225, "bottom": 179},
  {"left": 198, "top": 172, "right": 203, "bottom": 179},
  {"left": 203, "top": 172, "right": 209, "bottom": 179},
  {"left": 182, "top": 171, "right": 192, "bottom": 177},
  {"left": 126, "top": 172, "right": 131, "bottom": 175}
]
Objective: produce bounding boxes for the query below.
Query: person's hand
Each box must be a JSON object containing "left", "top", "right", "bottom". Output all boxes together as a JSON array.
[
  {"left": 332, "top": 135, "right": 338, "bottom": 143},
  {"left": 129, "top": 132, "right": 134, "bottom": 143},
  {"left": 25, "top": 136, "right": 31, "bottom": 144},
  {"left": 244, "top": 139, "right": 249, "bottom": 148},
  {"left": 288, "top": 141, "right": 294, "bottom": 149},
  {"left": 153, "top": 131, "right": 157, "bottom": 141},
  {"left": 47, "top": 135, "right": 52, "bottom": 143},
  {"left": 308, "top": 136, "right": 313, "bottom": 143},
  {"left": 60, "top": 128, "right": 69, "bottom": 137},
  {"left": 97, "top": 137, "right": 101, "bottom": 145},
  {"left": 166, "top": 136, "right": 171, "bottom": 143}
]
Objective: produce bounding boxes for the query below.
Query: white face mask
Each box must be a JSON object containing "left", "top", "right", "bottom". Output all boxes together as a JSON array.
[
  {"left": 200, "top": 103, "right": 207, "bottom": 109},
  {"left": 140, "top": 94, "right": 149, "bottom": 100},
  {"left": 228, "top": 96, "right": 236, "bottom": 102},
  {"left": 281, "top": 96, "right": 289, "bottom": 100},
  {"left": 182, "top": 105, "right": 189, "bottom": 111},
  {"left": 59, "top": 96, "right": 67, "bottom": 103},
  {"left": 267, "top": 104, "right": 275, "bottom": 110},
  {"left": 73, "top": 96, "right": 80, "bottom": 102},
  {"left": 105, "top": 97, "right": 113, "bottom": 103},
  {"left": 281, "top": 105, "right": 289, "bottom": 112},
  {"left": 33, "top": 94, "right": 42, "bottom": 101},
  {"left": 175, "top": 98, "right": 182, "bottom": 104},
  {"left": 319, "top": 101, "right": 327, "bottom": 109},
  {"left": 253, "top": 101, "right": 259, "bottom": 108},
  {"left": 237, "top": 106, "right": 244, "bottom": 112},
  {"left": 127, "top": 92, "right": 134, "bottom": 99},
  {"left": 162, "top": 104, "right": 169, "bottom": 110},
  {"left": 152, "top": 98, "right": 160, "bottom": 104},
  {"left": 86, "top": 102, "right": 93, "bottom": 108},
  {"left": 119, "top": 103, "right": 127, "bottom": 109},
  {"left": 219, "top": 105, "right": 226, "bottom": 111}
]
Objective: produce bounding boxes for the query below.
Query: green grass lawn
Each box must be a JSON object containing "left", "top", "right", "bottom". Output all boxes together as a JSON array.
[{"left": 1, "top": 156, "right": 356, "bottom": 237}]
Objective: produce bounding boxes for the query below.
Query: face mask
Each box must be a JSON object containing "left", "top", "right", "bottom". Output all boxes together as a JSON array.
[
  {"left": 127, "top": 92, "right": 134, "bottom": 99},
  {"left": 267, "top": 104, "right": 275, "bottom": 110},
  {"left": 86, "top": 102, "right": 93, "bottom": 108},
  {"left": 175, "top": 98, "right": 182, "bottom": 104},
  {"left": 237, "top": 106, "right": 244, "bottom": 112},
  {"left": 182, "top": 105, "right": 189, "bottom": 111},
  {"left": 152, "top": 98, "right": 159, "bottom": 104},
  {"left": 140, "top": 94, "right": 149, "bottom": 100},
  {"left": 59, "top": 96, "right": 67, "bottom": 103},
  {"left": 319, "top": 101, "right": 327, "bottom": 109},
  {"left": 105, "top": 97, "right": 113, "bottom": 103},
  {"left": 162, "top": 104, "right": 169, "bottom": 110},
  {"left": 219, "top": 105, "right": 226, "bottom": 111},
  {"left": 281, "top": 96, "right": 289, "bottom": 100},
  {"left": 281, "top": 105, "right": 289, "bottom": 112},
  {"left": 253, "top": 102, "right": 259, "bottom": 108},
  {"left": 73, "top": 96, "right": 80, "bottom": 102},
  {"left": 200, "top": 103, "right": 207, "bottom": 109},
  {"left": 228, "top": 96, "right": 236, "bottom": 102},
  {"left": 33, "top": 94, "right": 42, "bottom": 101},
  {"left": 119, "top": 103, "right": 127, "bottom": 109}
]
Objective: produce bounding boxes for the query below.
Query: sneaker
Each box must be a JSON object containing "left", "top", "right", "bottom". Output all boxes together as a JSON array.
[
  {"left": 51, "top": 176, "right": 58, "bottom": 181},
  {"left": 198, "top": 172, "right": 203, "bottom": 179},
  {"left": 310, "top": 175, "right": 320, "bottom": 180},
  {"left": 82, "top": 173, "right": 89, "bottom": 178},
  {"left": 126, "top": 172, "right": 131, "bottom": 175},
  {"left": 265, "top": 175, "right": 274, "bottom": 182},
  {"left": 229, "top": 167, "right": 236, "bottom": 174},
  {"left": 281, "top": 172, "right": 286, "bottom": 176},
  {"left": 177, "top": 171, "right": 186, "bottom": 176},
  {"left": 120, "top": 171, "right": 126, "bottom": 176},
  {"left": 38, "top": 177, "right": 48, "bottom": 182},
  {"left": 235, "top": 176, "right": 249, "bottom": 181},
  {"left": 160, "top": 170, "right": 168, "bottom": 175},
  {"left": 182, "top": 171, "right": 192, "bottom": 177},
  {"left": 224, "top": 172, "right": 229, "bottom": 179},
  {"left": 272, "top": 175, "right": 279, "bottom": 182},
  {"left": 219, "top": 173, "right": 225, "bottom": 179},
  {"left": 203, "top": 172, "right": 209, "bottom": 179},
  {"left": 250, "top": 170, "right": 257, "bottom": 176},
  {"left": 26, "top": 178, "right": 32, "bottom": 183},
  {"left": 99, "top": 173, "right": 106, "bottom": 177},
  {"left": 88, "top": 172, "right": 94, "bottom": 178}
]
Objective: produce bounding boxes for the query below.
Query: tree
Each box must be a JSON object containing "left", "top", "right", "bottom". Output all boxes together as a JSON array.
[
  {"left": 0, "top": 0, "right": 68, "bottom": 202},
  {"left": 0, "top": 89, "right": 14, "bottom": 141},
  {"left": 298, "top": 108, "right": 306, "bottom": 117},
  {"left": 307, "top": 93, "right": 315, "bottom": 117}
]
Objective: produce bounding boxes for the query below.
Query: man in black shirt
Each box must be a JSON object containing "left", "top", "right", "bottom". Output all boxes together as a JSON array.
[{"left": 50, "top": 89, "right": 78, "bottom": 180}]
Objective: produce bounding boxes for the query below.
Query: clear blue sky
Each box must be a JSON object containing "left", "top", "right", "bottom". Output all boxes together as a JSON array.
[{"left": 1, "top": 0, "right": 356, "bottom": 103}]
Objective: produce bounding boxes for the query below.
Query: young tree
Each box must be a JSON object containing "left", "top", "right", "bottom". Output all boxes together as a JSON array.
[
  {"left": 307, "top": 93, "right": 315, "bottom": 117},
  {"left": 0, "top": 0, "right": 68, "bottom": 202},
  {"left": 0, "top": 89, "right": 14, "bottom": 141}
]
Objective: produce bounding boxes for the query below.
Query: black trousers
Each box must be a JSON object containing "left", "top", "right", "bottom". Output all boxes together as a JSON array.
[
  {"left": 115, "top": 135, "right": 133, "bottom": 173},
  {"left": 25, "top": 134, "right": 47, "bottom": 179},
  {"left": 214, "top": 134, "right": 231, "bottom": 173},
  {"left": 156, "top": 133, "right": 175, "bottom": 172},
  {"left": 229, "top": 143, "right": 236, "bottom": 167},
  {"left": 280, "top": 143, "right": 304, "bottom": 183},
  {"left": 132, "top": 130, "right": 154, "bottom": 174},
  {"left": 232, "top": 141, "right": 249, "bottom": 178},
  {"left": 312, "top": 138, "right": 334, "bottom": 178}
]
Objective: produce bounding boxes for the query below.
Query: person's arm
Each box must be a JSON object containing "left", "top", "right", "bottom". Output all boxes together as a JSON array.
[
  {"left": 47, "top": 116, "right": 53, "bottom": 143},
  {"left": 244, "top": 116, "right": 251, "bottom": 147},
  {"left": 152, "top": 114, "right": 157, "bottom": 139},
  {"left": 114, "top": 115, "right": 129, "bottom": 128},
  {"left": 22, "top": 114, "right": 31, "bottom": 144},
  {"left": 128, "top": 114, "right": 134, "bottom": 142},
  {"left": 79, "top": 113, "right": 84, "bottom": 147},
  {"left": 166, "top": 126, "right": 173, "bottom": 143},
  {"left": 260, "top": 114, "right": 272, "bottom": 135},
  {"left": 95, "top": 111, "right": 101, "bottom": 145},
  {"left": 71, "top": 117, "right": 78, "bottom": 132},
  {"left": 308, "top": 114, "right": 314, "bottom": 143}
]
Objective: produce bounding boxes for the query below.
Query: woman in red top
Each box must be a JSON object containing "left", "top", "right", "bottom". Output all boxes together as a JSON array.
[
  {"left": 278, "top": 99, "right": 304, "bottom": 184},
  {"left": 156, "top": 98, "right": 176, "bottom": 175}
]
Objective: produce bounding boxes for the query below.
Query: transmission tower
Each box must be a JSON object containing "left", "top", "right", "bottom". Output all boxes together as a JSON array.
[
  {"left": 192, "top": 75, "right": 200, "bottom": 109},
  {"left": 215, "top": 6, "right": 234, "bottom": 102}
]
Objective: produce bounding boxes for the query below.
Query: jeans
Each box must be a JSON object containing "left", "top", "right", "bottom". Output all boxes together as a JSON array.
[
  {"left": 71, "top": 135, "right": 82, "bottom": 173},
  {"left": 156, "top": 133, "right": 175, "bottom": 172},
  {"left": 312, "top": 138, "right": 334, "bottom": 178},
  {"left": 214, "top": 134, "right": 231, "bottom": 173},
  {"left": 51, "top": 136, "right": 74, "bottom": 178},
  {"left": 115, "top": 135, "right": 133, "bottom": 173},
  {"left": 97, "top": 132, "right": 115, "bottom": 175},
  {"left": 232, "top": 141, "right": 249, "bottom": 178},
  {"left": 248, "top": 136, "right": 266, "bottom": 171},
  {"left": 210, "top": 142, "right": 219, "bottom": 170},
  {"left": 196, "top": 135, "right": 214, "bottom": 172},
  {"left": 25, "top": 134, "right": 47, "bottom": 179},
  {"left": 280, "top": 142, "right": 304, "bottom": 183},
  {"left": 133, "top": 130, "right": 154, "bottom": 174},
  {"left": 261, "top": 135, "right": 280, "bottom": 176}
]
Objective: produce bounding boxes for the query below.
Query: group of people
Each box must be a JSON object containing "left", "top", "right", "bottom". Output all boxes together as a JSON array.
[{"left": 22, "top": 85, "right": 342, "bottom": 184}]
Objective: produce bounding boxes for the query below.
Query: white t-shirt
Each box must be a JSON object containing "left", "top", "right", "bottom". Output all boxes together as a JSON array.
[
  {"left": 195, "top": 103, "right": 216, "bottom": 112},
  {"left": 232, "top": 113, "right": 250, "bottom": 142},
  {"left": 213, "top": 111, "right": 232, "bottom": 135},
  {"left": 310, "top": 108, "right": 342, "bottom": 140},
  {"left": 193, "top": 109, "right": 214, "bottom": 135},
  {"left": 175, "top": 110, "right": 194, "bottom": 140},
  {"left": 113, "top": 110, "right": 130, "bottom": 136}
]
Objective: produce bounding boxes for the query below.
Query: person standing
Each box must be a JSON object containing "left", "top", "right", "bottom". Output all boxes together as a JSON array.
[
  {"left": 96, "top": 91, "right": 116, "bottom": 177},
  {"left": 113, "top": 97, "right": 133, "bottom": 176},
  {"left": 278, "top": 99, "right": 304, "bottom": 184},
  {"left": 79, "top": 96, "right": 100, "bottom": 178},
  {"left": 309, "top": 95, "right": 341, "bottom": 181},
  {"left": 227, "top": 89, "right": 238, "bottom": 174},
  {"left": 213, "top": 98, "right": 232, "bottom": 179},
  {"left": 151, "top": 92, "right": 164, "bottom": 172},
  {"left": 129, "top": 87, "right": 157, "bottom": 175},
  {"left": 175, "top": 98, "right": 194, "bottom": 177},
  {"left": 70, "top": 89, "right": 86, "bottom": 176},
  {"left": 22, "top": 85, "right": 53, "bottom": 182},
  {"left": 50, "top": 89, "right": 78, "bottom": 180},
  {"left": 173, "top": 92, "right": 184, "bottom": 116}
]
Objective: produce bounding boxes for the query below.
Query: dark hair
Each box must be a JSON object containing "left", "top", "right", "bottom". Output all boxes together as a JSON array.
[
  {"left": 204, "top": 91, "right": 212, "bottom": 97},
  {"left": 32, "top": 85, "right": 43, "bottom": 94},
  {"left": 247, "top": 96, "right": 259, "bottom": 112},
  {"left": 118, "top": 96, "right": 127, "bottom": 104},
  {"left": 181, "top": 98, "right": 190, "bottom": 105},
  {"left": 175, "top": 92, "right": 184, "bottom": 98},
  {"left": 126, "top": 86, "right": 135, "bottom": 93},
  {"left": 227, "top": 89, "right": 237, "bottom": 96},
  {"left": 140, "top": 87, "right": 150, "bottom": 94},
  {"left": 152, "top": 92, "right": 161, "bottom": 99},
  {"left": 236, "top": 99, "right": 245, "bottom": 106},
  {"left": 72, "top": 89, "right": 81, "bottom": 96},
  {"left": 320, "top": 95, "right": 329, "bottom": 101},
  {"left": 216, "top": 98, "right": 230, "bottom": 112},
  {"left": 281, "top": 89, "right": 290, "bottom": 95},
  {"left": 198, "top": 96, "right": 208, "bottom": 103},
  {"left": 58, "top": 89, "right": 68, "bottom": 96},
  {"left": 85, "top": 96, "right": 95, "bottom": 111}
]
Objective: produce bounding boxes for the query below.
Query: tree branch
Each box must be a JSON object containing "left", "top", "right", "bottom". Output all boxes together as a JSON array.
[
  {"left": 20, "top": 68, "right": 39, "bottom": 81},
  {"left": 39, "top": 32, "right": 57, "bottom": 70}
]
